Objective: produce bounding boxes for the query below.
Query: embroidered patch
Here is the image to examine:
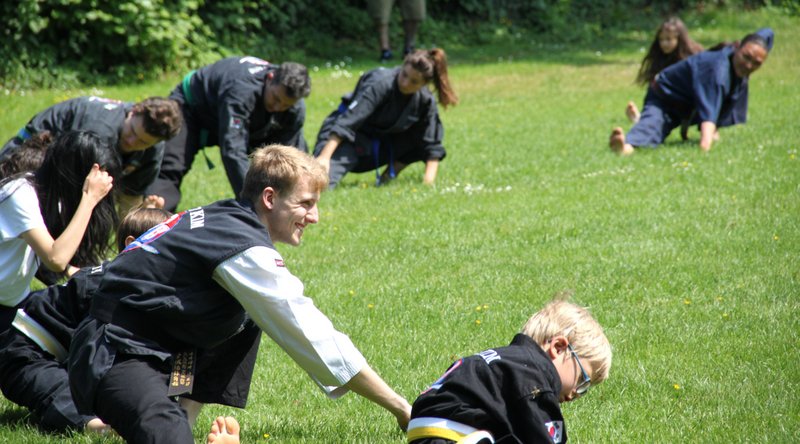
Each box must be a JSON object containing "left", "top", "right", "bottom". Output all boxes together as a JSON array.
[
  {"left": 167, "top": 350, "right": 196, "bottom": 396},
  {"left": 348, "top": 100, "right": 359, "bottom": 110},
  {"left": 230, "top": 117, "right": 243, "bottom": 129},
  {"left": 275, "top": 259, "right": 285, "bottom": 267},
  {"left": 545, "top": 420, "right": 564, "bottom": 443}
]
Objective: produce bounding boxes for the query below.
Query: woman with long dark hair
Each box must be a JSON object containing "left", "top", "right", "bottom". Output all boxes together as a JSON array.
[
  {"left": 0, "top": 130, "right": 117, "bottom": 328},
  {"left": 314, "top": 48, "right": 458, "bottom": 188}
]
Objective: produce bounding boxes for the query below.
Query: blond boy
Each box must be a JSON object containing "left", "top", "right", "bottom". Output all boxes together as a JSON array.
[{"left": 408, "top": 301, "right": 612, "bottom": 444}]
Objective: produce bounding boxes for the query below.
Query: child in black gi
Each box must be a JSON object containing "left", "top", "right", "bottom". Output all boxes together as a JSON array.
[{"left": 407, "top": 301, "right": 612, "bottom": 444}]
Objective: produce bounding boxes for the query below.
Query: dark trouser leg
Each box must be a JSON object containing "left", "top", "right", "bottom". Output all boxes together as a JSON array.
[
  {"left": 326, "top": 142, "right": 363, "bottom": 189},
  {"left": 93, "top": 356, "right": 193, "bottom": 444},
  {"left": 0, "top": 334, "right": 93, "bottom": 432},
  {"left": 626, "top": 89, "right": 683, "bottom": 148},
  {"left": 147, "top": 114, "right": 200, "bottom": 212}
]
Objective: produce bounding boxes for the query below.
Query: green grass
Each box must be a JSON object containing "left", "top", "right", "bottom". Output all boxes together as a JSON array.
[{"left": 1, "top": 7, "right": 798, "bottom": 444}]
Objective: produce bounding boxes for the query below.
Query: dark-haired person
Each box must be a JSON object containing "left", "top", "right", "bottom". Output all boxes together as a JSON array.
[
  {"left": 148, "top": 56, "right": 312, "bottom": 211},
  {"left": 0, "top": 131, "right": 117, "bottom": 332},
  {"left": 0, "top": 96, "right": 182, "bottom": 215},
  {"left": 314, "top": 48, "right": 458, "bottom": 188},
  {"left": 68, "top": 145, "right": 410, "bottom": 444},
  {"left": 610, "top": 28, "right": 774, "bottom": 155}
]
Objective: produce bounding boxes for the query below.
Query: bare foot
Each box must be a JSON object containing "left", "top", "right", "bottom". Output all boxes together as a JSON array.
[
  {"left": 713, "top": 130, "right": 720, "bottom": 142},
  {"left": 208, "top": 416, "right": 240, "bottom": 444},
  {"left": 625, "top": 101, "right": 640, "bottom": 123},
  {"left": 143, "top": 195, "right": 166, "bottom": 209},
  {"left": 85, "top": 417, "right": 111, "bottom": 435},
  {"left": 609, "top": 127, "right": 634, "bottom": 156}
]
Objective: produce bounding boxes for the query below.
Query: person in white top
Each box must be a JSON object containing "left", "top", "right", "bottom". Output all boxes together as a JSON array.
[{"left": 0, "top": 131, "right": 115, "bottom": 330}]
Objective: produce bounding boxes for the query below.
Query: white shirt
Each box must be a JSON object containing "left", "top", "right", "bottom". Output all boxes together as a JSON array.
[
  {"left": 0, "top": 178, "right": 45, "bottom": 307},
  {"left": 213, "top": 246, "right": 366, "bottom": 398}
]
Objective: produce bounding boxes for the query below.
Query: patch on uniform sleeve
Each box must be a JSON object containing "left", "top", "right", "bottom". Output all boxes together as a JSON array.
[
  {"left": 230, "top": 117, "right": 243, "bottom": 129},
  {"left": 275, "top": 259, "right": 285, "bottom": 267},
  {"left": 348, "top": 100, "right": 359, "bottom": 110},
  {"left": 545, "top": 421, "right": 564, "bottom": 443}
]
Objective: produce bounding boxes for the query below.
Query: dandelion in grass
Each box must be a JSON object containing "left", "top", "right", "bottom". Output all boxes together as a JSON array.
[
  {"left": 722, "top": 313, "right": 729, "bottom": 319},
  {"left": 716, "top": 296, "right": 723, "bottom": 302},
  {"left": 475, "top": 306, "right": 482, "bottom": 312},
  {"left": 673, "top": 384, "right": 681, "bottom": 390},
  {"left": 773, "top": 234, "right": 779, "bottom": 241},
  {"left": 368, "top": 303, "right": 374, "bottom": 309},
  {"left": 683, "top": 299, "right": 691, "bottom": 305},
  {"left": 475, "top": 319, "right": 482, "bottom": 325},
  {"left": 349, "top": 290, "right": 355, "bottom": 296}
]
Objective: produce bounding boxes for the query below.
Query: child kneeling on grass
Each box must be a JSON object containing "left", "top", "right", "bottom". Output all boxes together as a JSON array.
[{"left": 407, "top": 300, "right": 612, "bottom": 444}]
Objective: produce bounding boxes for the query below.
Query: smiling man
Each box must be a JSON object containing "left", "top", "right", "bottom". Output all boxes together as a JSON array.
[
  {"left": 149, "top": 57, "right": 311, "bottom": 212},
  {"left": 0, "top": 96, "right": 182, "bottom": 215},
  {"left": 68, "top": 145, "right": 411, "bottom": 444},
  {"left": 610, "top": 27, "right": 774, "bottom": 155}
]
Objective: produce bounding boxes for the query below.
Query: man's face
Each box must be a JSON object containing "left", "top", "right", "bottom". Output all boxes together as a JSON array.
[
  {"left": 264, "top": 83, "right": 299, "bottom": 113},
  {"left": 263, "top": 177, "right": 320, "bottom": 246},
  {"left": 732, "top": 42, "right": 768, "bottom": 78},
  {"left": 120, "top": 113, "right": 161, "bottom": 153}
]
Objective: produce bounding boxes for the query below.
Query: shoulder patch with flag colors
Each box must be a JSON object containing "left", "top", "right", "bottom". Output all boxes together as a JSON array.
[
  {"left": 545, "top": 420, "right": 563, "bottom": 443},
  {"left": 275, "top": 259, "right": 285, "bottom": 267}
]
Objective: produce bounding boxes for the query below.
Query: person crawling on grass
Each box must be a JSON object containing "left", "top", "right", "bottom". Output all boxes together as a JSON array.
[
  {"left": 0, "top": 205, "right": 171, "bottom": 435},
  {"left": 68, "top": 145, "right": 411, "bottom": 444},
  {"left": 610, "top": 27, "right": 774, "bottom": 156},
  {"left": 406, "top": 300, "right": 612, "bottom": 444}
]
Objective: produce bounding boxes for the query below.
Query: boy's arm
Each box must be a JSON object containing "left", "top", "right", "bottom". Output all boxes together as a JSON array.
[{"left": 344, "top": 365, "right": 411, "bottom": 430}]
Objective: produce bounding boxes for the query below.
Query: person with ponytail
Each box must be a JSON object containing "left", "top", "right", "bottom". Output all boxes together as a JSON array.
[
  {"left": 314, "top": 48, "right": 458, "bottom": 188},
  {"left": 0, "top": 130, "right": 117, "bottom": 332}
]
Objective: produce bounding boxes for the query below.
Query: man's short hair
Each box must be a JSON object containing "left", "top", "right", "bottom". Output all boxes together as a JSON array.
[
  {"left": 241, "top": 144, "right": 327, "bottom": 203},
  {"left": 274, "top": 62, "right": 311, "bottom": 99},
  {"left": 521, "top": 300, "right": 612, "bottom": 385},
  {"left": 132, "top": 97, "right": 182, "bottom": 140}
]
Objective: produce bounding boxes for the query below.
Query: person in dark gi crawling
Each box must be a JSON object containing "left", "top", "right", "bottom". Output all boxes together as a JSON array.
[
  {"left": 407, "top": 301, "right": 612, "bottom": 444},
  {"left": 314, "top": 48, "right": 458, "bottom": 188},
  {"left": 610, "top": 27, "right": 774, "bottom": 156},
  {"left": 0, "top": 96, "right": 182, "bottom": 215},
  {"left": 148, "top": 56, "right": 311, "bottom": 212},
  {"left": 68, "top": 145, "right": 412, "bottom": 444},
  {"left": 0, "top": 206, "right": 172, "bottom": 435}
]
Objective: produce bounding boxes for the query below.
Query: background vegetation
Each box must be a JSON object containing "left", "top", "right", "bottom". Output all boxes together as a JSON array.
[
  {"left": 1, "top": 0, "right": 798, "bottom": 89},
  {"left": 0, "top": 3, "right": 798, "bottom": 444}
]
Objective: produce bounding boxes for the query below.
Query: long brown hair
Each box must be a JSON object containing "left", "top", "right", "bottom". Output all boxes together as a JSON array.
[
  {"left": 636, "top": 17, "right": 703, "bottom": 85},
  {"left": 404, "top": 48, "right": 459, "bottom": 108}
]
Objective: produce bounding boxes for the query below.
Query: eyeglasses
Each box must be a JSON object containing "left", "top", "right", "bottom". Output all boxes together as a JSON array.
[{"left": 567, "top": 343, "right": 592, "bottom": 395}]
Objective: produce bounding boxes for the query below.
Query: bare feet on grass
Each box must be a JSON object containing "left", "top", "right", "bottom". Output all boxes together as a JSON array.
[
  {"left": 85, "top": 417, "right": 112, "bottom": 435},
  {"left": 208, "top": 416, "right": 240, "bottom": 444},
  {"left": 625, "top": 101, "right": 640, "bottom": 123},
  {"left": 609, "top": 127, "right": 634, "bottom": 156}
]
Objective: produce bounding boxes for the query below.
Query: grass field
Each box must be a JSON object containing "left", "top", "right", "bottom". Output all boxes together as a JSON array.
[{"left": 0, "top": 7, "right": 798, "bottom": 444}]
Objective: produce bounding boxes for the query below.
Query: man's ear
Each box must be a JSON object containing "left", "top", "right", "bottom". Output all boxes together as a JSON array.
[{"left": 262, "top": 187, "right": 276, "bottom": 210}]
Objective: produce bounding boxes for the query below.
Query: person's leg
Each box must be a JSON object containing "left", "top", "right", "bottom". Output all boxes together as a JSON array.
[
  {"left": 399, "top": 0, "right": 425, "bottom": 54},
  {"left": 93, "top": 356, "right": 194, "bottom": 444},
  {"left": 147, "top": 111, "right": 200, "bottom": 212},
  {"left": 207, "top": 416, "right": 240, "bottom": 444},
  {"left": 612, "top": 90, "right": 679, "bottom": 155},
  {"left": 0, "top": 333, "right": 97, "bottom": 433},
  {"left": 367, "top": 0, "right": 395, "bottom": 61},
  {"left": 326, "top": 142, "right": 363, "bottom": 189}
]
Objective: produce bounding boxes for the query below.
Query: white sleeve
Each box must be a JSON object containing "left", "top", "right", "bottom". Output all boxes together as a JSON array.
[
  {"left": 0, "top": 180, "right": 46, "bottom": 240},
  {"left": 213, "top": 246, "right": 366, "bottom": 398}
]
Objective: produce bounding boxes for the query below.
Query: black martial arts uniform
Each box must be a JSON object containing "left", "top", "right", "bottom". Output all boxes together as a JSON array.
[
  {"left": 149, "top": 56, "right": 308, "bottom": 210},
  {"left": 627, "top": 28, "right": 775, "bottom": 148},
  {"left": 0, "top": 96, "right": 163, "bottom": 196},
  {"left": 409, "top": 334, "right": 567, "bottom": 444},
  {"left": 0, "top": 262, "right": 259, "bottom": 434},
  {"left": 68, "top": 199, "right": 367, "bottom": 444},
  {"left": 313, "top": 66, "right": 446, "bottom": 187}
]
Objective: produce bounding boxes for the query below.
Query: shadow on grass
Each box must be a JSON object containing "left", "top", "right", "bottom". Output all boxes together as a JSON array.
[{"left": 0, "top": 406, "right": 32, "bottom": 429}]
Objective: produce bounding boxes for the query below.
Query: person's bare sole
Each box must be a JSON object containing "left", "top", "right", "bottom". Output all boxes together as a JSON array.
[
  {"left": 625, "top": 101, "right": 640, "bottom": 123},
  {"left": 208, "top": 416, "right": 240, "bottom": 444},
  {"left": 609, "top": 127, "right": 634, "bottom": 156}
]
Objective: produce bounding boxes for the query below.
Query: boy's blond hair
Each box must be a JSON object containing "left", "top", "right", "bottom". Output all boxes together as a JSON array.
[{"left": 521, "top": 300, "right": 612, "bottom": 385}]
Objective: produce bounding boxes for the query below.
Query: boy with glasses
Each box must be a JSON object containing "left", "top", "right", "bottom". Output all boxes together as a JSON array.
[{"left": 407, "top": 300, "right": 612, "bottom": 444}]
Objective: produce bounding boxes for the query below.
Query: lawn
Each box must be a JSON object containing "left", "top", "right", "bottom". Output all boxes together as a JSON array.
[{"left": 0, "top": 7, "right": 798, "bottom": 444}]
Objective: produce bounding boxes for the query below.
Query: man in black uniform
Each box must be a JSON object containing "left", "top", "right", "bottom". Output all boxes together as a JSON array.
[
  {"left": 0, "top": 96, "right": 182, "bottom": 216},
  {"left": 149, "top": 56, "right": 311, "bottom": 211},
  {"left": 408, "top": 301, "right": 612, "bottom": 444},
  {"left": 68, "top": 145, "right": 411, "bottom": 444}
]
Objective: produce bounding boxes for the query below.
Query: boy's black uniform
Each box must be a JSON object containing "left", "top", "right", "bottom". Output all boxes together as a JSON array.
[
  {"left": 409, "top": 334, "right": 567, "bottom": 444},
  {"left": 150, "top": 56, "right": 308, "bottom": 210},
  {"left": 313, "top": 66, "right": 446, "bottom": 187},
  {"left": 0, "top": 96, "right": 163, "bottom": 196}
]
